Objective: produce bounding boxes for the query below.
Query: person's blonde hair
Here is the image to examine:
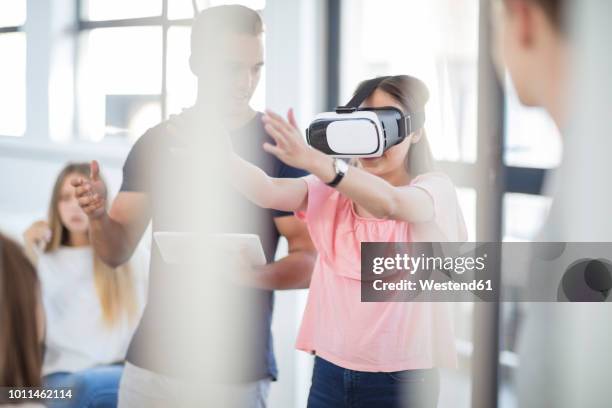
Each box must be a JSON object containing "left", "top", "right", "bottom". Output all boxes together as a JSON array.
[
  {"left": 351, "top": 75, "right": 435, "bottom": 178},
  {"left": 46, "top": 163, "right": 137, "bottom": 327}
]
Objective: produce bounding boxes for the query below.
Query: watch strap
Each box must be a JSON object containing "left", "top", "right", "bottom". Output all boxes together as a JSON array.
[{"left": 327, "top": 159, "right": 346, "bottom": 187}]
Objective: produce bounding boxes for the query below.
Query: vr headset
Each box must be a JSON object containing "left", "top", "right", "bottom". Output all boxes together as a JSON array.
[{"left": 306, "top": 76, "right": 425, "bottom": 158}]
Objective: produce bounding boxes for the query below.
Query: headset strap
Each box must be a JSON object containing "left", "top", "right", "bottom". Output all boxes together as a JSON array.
[
  {"left": 336, "top": 76, "right": 391, "bottom": 113},
  {"left": 336, "top": 76, "right": 427, "bottom": 133},
  {"left": 401, "top": 110, "right": 426, "bottom": 135}
]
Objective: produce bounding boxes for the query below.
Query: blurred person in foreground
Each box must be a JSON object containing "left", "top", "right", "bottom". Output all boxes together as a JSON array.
[
  {"left": 496, "top": 0, "right": 612, "bottom": 406},
  {"left": 72, "top": 5, "right": 316, "bottom": 408},
  {"left": 497, "top": 0, "right": 569, "bottom": 128},
  {"left": 0, "top": 233, "right": 45, "bottom": 407}
]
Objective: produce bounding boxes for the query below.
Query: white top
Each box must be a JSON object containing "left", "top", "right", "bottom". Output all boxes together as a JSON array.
[{"left": 37, "top": 246, "right": 148, "bottom": 376}]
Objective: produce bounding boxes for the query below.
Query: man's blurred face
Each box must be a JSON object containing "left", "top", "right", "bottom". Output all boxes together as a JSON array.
[
  {"left": 194, "top": 32, "right": 264, "bottom": 115},
  {"left": 496, "top": 1, "right": 537, "bottom": 106},
  {"left": 494, "top": 0, "right": 570, "bottom": 129}
]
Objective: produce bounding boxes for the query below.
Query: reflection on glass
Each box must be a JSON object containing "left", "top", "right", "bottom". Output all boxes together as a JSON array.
[
  {"left": 341, "top": 0, "right": 479, "bottom": 163},
  {"left": 0, "top": 0, "right": 26, "bottom": 27},
  {"left": 503, "top": 193, "right": 552, "bottom": 241},
  {"left": 81, "top": 0, "right": 162, "bottom": 21},
  {"left": 0, "top": 32, "right": 26, "bottom": 136},
  {"left": 77, "top": 27, "right": 162, "bottom": 142},
  {"left": 504, "top": 76, "right": 562, "bottom": 168}
]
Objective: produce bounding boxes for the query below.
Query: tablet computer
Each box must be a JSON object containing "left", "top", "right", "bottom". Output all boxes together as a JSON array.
[{"left": 153, "top": 232, "right": 266, "bottom": 266}]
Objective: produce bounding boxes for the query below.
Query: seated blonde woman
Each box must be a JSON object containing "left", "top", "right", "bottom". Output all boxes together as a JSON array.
[{"left": 23, "top": 163, "right": 147, "bottom": 408}]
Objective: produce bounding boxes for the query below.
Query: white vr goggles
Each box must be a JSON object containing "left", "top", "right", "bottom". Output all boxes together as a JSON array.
[{"left": 306, "top": 76, "right": 425, "bottom": 158}]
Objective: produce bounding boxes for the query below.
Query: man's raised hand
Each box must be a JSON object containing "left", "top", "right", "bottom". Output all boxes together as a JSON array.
[{"left": 71, "top": 160, "right": 107, "bottom": 219}]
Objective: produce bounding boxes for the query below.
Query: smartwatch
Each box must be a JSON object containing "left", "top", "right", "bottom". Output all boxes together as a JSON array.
[{"left": 327, "top": 158, "right": 349, "bottom": 187}]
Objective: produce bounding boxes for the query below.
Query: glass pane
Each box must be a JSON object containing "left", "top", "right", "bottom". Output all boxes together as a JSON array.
[
  {"left": 499, "top": 193, "right": 552, "bottom": 407},
  {"left": 81, "top": 0, "right": 162, "bottom": 21},
  {"left": 503, "top": 193, "right": 552, "bottom": 241},
  {"left": 341, "top": 0, "right": 479, "bottom": 163},
  {"left": 77, "top": 27, "right": 162, "bottom": 142},
  {"left": 166, "top": 26, "right": 197, "bottom": 116},
  {"left": 168, "top": 0, "right": 199, "bottom": 20},
  {"left": 0, "top": 32, "right": 26, "bottom": 136},
  {"left": 442, "top": 188, "right": 476, "bottom": 406},
  {"left": 504, "top": 76, "right": 563, "bottom": 168},
  {"left": 0, "top": 0, "right": 26, "bottom": 27}
]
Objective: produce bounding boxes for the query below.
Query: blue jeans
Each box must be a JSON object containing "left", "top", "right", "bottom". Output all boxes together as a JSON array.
[
  {"left": 43, "top": 364, "right": 123, "bottom": 408},
  {"left": 307, "top": 356, "right": 439, "bottom": 408}
]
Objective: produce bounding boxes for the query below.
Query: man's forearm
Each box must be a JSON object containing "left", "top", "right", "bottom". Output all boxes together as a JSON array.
[
  {"left": 89, "top": 213, "right": 135, "bottom": 267},
  {"left": 246, "top": 250, "right": 316, "bottom": 290}
]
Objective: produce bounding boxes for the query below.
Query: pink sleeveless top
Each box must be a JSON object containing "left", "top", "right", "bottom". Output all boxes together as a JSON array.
[{"left": 294, "top": 172, "right": 467, "bottom": 372}]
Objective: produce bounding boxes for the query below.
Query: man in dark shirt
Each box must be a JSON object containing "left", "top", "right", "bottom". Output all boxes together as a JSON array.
[{"left": 72, "top": 5, "right": 315, "bottom": 407}]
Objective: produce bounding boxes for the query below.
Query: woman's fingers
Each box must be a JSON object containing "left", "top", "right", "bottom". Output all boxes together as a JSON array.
[
  {"left": 264, "top": 117, "right": 302, "bottom": 151},
  {"left": 264, "top": 110, "right": 296, "bottom": 136},
  {"left": 262, "top": 142, "right": 284, "bottom": 158},
  {"left": 264, "top": 122, "right": 290, "bottom": 148},
  {"left": 287, "top": 108, "right": 298, "bottom": 129}
]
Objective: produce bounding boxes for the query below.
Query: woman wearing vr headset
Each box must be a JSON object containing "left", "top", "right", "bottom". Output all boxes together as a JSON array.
[{"left": 231, "top": 75, "right": 467, "bottom": 407}]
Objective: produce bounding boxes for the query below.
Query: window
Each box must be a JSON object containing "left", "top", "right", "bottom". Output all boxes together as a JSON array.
[
  {"left": 0, "top": 0, "right": 27, "bottom": 137},
  {"left": 503, "top": 193, "right": 552, "bottom": 241},
  {"left": 341, "top": 0, "right": 479, "bottom": 164},
  {"left": 76, "top": 0, "right": 266, "bottom": 142},
  {"left": 77, "top": 26, "right": 163, "bottom": 142},
  {"left": 80, "top": 0, "right": 162, "bottom": 21}
]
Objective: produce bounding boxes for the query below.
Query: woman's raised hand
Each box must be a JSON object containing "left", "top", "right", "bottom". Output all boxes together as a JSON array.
[
  {"left": 23, "top": 220, "right": 51, "bottom": 251},
  {"left": 262, "top": 108, "right": 316, "bottom": 171}
]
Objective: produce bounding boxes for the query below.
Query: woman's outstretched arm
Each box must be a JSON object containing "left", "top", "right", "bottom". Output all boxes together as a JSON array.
[
  {"left": 164, "top": 112, "right": 308, "bottom": 214},
  {"left": 229, "top": 152, "right": 307, "bottom": 212},
  {"left": 262, "top": 109, "right": 434, "bottom": 223}
]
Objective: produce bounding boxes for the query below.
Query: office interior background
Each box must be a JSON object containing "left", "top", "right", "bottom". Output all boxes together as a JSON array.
[{"left": 1, "top": 0, "right": 611, "bottom": 407}]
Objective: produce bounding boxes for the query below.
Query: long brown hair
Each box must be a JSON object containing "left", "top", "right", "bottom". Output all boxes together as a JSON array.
[
  {"left": 0, "top": 233, "right": 43, "bottom": 389},
  {"left": 352, "top": 75, "right": 435, "bottom": 178},
  {"left": 46, "top": 163, "right": 137, "bottom": 327}
]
